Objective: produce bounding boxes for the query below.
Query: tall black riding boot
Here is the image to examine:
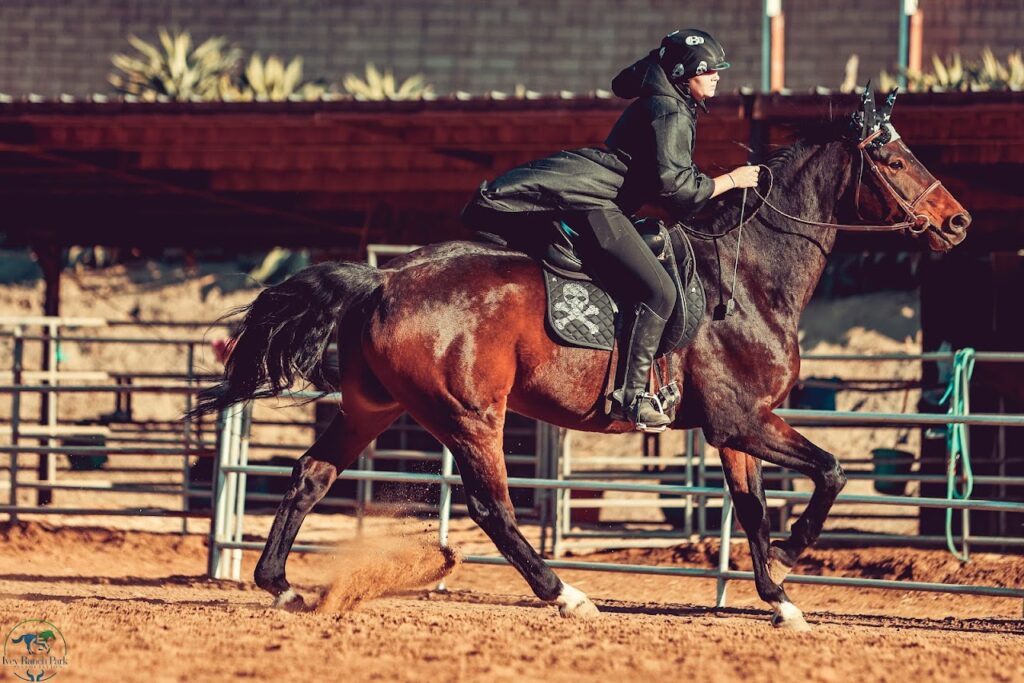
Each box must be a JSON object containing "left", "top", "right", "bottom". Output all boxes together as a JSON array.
[{"left": 611, "top": 303, "right": 671, "bottom": 432}]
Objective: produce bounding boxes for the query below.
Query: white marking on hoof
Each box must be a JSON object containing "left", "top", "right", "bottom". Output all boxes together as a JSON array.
[
  {"left": 767, "top": 557, "right": 792, "bottom": 585},
  {"left": 770, "top": 601, "right": 811, "bottom": 632},
  {"left": 272, "top": 589, "right": 304, "bottom": 611},
  {"left": 553, "top": 582, "right": 600, "bottom": 619}
]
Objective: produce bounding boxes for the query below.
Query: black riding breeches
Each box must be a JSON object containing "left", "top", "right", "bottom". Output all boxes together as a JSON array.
[{"left": 570, "top": 209, "right": 676, "bottom": 319}]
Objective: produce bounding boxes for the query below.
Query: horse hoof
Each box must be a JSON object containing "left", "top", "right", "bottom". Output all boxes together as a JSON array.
[
  {"left": 771, "top": 602, "right": 811, "bottom": 632},
  {"left": 271, "top": 589, "right": 306, "bottom": 612},
  {"left": 554, "top": 582, "right": 600, "bottom": 620},
  {"left": 559, "top": 597, "right": 600, "bottom": 619}
]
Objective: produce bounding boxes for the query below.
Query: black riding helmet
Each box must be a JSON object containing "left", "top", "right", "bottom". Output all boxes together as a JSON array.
[{"left": 659, "top": 29, "right": 730, "bottom": 83}]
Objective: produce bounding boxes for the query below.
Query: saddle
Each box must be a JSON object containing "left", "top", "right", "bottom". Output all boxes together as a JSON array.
[{"left": 477, "top": 217, "right": 707, "bottom": 418}]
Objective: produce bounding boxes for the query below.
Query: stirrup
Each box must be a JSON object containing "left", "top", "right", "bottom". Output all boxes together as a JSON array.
[{"left": 632, "top": 391, "right": 670, "bottom": 433}]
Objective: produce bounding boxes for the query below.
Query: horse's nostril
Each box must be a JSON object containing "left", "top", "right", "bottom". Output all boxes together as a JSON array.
[{"left": 949, "top": 212, "right": 971, "bottom": 230}]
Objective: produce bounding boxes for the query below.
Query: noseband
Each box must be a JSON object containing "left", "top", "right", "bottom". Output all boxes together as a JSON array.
[{"left": 853, "top": 129, "right": 944, "bottom": 234}]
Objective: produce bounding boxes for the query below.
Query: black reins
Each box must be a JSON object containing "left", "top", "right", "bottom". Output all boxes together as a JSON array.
[{"left": 676, "top": 133, "right": 941, "bottom": 242}]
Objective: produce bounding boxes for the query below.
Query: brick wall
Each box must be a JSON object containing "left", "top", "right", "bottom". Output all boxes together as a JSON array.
[
  {"left": 785, "top": 0, "right": 902, "bottom": 90},
  {"left": 0, "top": 0, "right": 1019, "bottom": 98},
  {"left": 922, "top": 0, "right": 1024, "bottom": 63}
]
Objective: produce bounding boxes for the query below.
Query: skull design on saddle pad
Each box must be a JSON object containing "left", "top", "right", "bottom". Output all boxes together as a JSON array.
[{"left": 553, "top": 282, "right": 600, "bottom": 335}]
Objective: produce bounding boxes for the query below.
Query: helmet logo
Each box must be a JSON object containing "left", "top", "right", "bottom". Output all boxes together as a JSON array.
[
  {"left": 686, "top": 36, "right": 705, "bottom": 46},
  {"left": 695, "top": 60, "right": 708, "bottom": 75},
  {"left": 671, "top": 63, "right": 686, "bottom": 79},
  {"left": 659, "top": 47, "right": 667, "bottom": 59}
]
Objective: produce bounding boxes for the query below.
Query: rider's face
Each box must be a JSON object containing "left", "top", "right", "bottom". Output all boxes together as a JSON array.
[{"left": 688, "top": 70, "right": 720, "bottom": 101}]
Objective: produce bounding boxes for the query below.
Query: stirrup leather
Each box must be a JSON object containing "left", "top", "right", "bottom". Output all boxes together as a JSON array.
[{"left": 655, "top": 381, "right": 681, "bottom": 413}]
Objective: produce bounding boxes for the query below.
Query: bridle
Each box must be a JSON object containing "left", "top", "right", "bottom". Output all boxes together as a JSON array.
[
  {"left": 850, "top": 129, "right": 943, "bottom": 235},
  {"left": 678, "top": 127, "right": 944, "bottom": 240}
]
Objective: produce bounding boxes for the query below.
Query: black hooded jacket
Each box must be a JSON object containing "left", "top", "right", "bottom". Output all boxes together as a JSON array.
[{"left": 464, "top": 52, "right": 715, "bottom": 219}]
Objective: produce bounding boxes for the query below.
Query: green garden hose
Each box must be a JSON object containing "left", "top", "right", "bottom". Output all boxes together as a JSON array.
[{"left": 940, "top": 347, "right": 975, "bottom": 562}]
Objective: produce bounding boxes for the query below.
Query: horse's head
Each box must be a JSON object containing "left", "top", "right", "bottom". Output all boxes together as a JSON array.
[{"left": 847, "top": 84, "right": 971, "bottom": 251}]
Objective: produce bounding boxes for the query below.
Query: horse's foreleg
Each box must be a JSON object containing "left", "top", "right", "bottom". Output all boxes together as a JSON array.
[
  {"left": 722, "top": 448, "right": 797, "bottom": 586},
  {"left": 254, "top": 406, "right": 400, "bottom": 609},
  {"left": 720, "top": 448, "right": 809, "bottom": 632},
  {"left": 730, "top": 411, "right": 846, "bottom": 561}
]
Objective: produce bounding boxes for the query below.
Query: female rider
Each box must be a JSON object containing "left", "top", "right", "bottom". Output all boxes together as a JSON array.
[{"left": 461, "top": 29, "right": 760, "bottom": 432}]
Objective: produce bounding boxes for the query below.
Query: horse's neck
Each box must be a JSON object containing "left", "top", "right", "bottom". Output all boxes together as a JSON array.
[{"left": 737, "top": 142, "right": 849, "bottom": 315}]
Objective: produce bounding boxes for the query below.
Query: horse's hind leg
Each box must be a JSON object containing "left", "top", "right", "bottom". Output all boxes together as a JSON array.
[
  {"left": 408, "top": 398, "right": 599, "bottom": 619},
  {"left": 720, "top": 448, "right": 809, "bottom": 632},
  {"left": 254, "top": 405, "right": 401, "bottom": 609}
]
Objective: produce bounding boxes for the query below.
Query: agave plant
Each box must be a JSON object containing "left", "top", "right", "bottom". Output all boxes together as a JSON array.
[
  {"left": 219, "top": 53, "right": 327, "bottom": 102},
  {"left": 975, "top": 48, "right": 1024, "bottom": 91},
  {"left": 925, "top": 52, "right": 967, "bottom": 90},
  {"left": 109, "top": 28, "right": 242, "bottom": 101},
  {"left": 1006, "top": 51, "right": 1024, "bottom": 90},
  {"left": 342, "top": 63, "right": 433, "bottom": 101},
  {"left": 879, "top": 48, "right": 1024, "bottom": 93},
  {"left": 876, "top": 69, "right": 899, "bottom": 93}
]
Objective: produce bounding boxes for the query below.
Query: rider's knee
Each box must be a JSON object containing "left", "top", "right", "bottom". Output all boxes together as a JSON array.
[{"left": 647, "top": 274, "right": 676, "bottom": 318}]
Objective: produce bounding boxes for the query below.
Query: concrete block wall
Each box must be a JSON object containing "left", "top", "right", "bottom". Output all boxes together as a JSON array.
[
  {"left": 0, "top": 0, "right": 1019, "bottom": 98},
  {"left": 922, "top": 0, "right": 1024, "bottom": 63}
]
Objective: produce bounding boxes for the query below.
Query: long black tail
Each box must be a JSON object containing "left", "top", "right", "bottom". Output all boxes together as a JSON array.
[{"left": 188, "top": 262, "right": 384, "bottom": 418}]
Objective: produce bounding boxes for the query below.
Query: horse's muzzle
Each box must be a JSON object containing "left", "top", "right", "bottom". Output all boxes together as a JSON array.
[{"left": 948, "top": 212, "right": 971, "bottom": 231}]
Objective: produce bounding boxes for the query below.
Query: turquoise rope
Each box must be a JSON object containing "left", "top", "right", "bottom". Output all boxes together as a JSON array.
[
  {"left": 940, "top": 347, "right": 975, "bottom": 562},
  {"left": 558, "top": 220, "right": 580, "bottom": 238}
]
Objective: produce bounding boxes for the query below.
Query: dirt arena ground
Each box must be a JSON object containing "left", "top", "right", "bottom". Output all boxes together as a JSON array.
[{"left": 0, "top": 516, "right": 1020, "bottom": 683}]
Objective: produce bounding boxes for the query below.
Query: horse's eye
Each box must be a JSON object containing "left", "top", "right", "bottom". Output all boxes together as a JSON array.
[{"left": 889, "top": 160, "right": 905, "bottom": 170}]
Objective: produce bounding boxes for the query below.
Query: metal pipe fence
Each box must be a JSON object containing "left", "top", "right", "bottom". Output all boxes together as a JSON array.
[
  {"left": 1, "top": 317, "right": 222, "bottom": 527},
  {"left": 203, "top": 343, "right": 1024, "bottom": 610},
  {"left": 0, "top": 318, "right": 540, "bottom": 532},
  {"left": 0, "top": 319, "right": 343, "bottom": 528},
  {"left": 2, "top": 314, "right": 1021, "bottom": 611},
  {"left": 209, "top": 422, "right": 1024, "bottom": 606},
  {"left": 559, "top": 348, "right": 1024, "bottom": 558}
]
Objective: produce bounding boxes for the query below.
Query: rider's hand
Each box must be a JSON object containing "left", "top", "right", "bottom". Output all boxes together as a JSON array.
[{"left": 728, "top": 165, "right": 761, "bottom": 189}]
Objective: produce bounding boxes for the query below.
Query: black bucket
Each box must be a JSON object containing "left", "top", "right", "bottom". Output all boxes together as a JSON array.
[{"left": 871, "top": 447, "right": 913, "bottom": 496}]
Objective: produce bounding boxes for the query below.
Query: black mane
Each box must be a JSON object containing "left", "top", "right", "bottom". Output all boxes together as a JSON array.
[{"left": 682, "top": 116, "right": 856, "bottom": 237}]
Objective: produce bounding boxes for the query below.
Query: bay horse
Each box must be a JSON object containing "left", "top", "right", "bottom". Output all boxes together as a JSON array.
[{"left": 192, "top": 90, "right": 970, "bottom": 630}]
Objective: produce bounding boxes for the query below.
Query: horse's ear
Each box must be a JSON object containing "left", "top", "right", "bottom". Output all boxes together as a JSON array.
[
  {"left": 859, "top": 81, "right": 876, "bottom": 138},
  {"left": 878, "top": 87, "right": 898, "bottom": 124}
]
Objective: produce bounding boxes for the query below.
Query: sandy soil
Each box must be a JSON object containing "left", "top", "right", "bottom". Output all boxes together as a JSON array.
[{"left": 0, "top": 519, "right": 1020, "bottom": 683}]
